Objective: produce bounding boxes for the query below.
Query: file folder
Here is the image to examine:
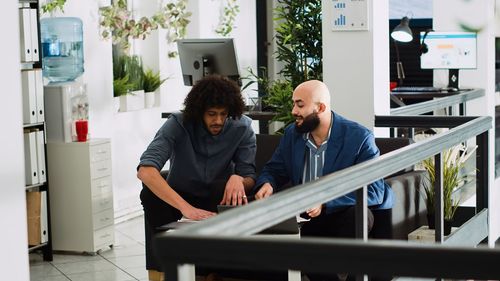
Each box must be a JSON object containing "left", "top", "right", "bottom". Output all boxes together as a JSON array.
[
  {"left": 40, "top": 191, "right": 48, "bottom": 243},
  {"left": 24, "top": 131, "right": 39, "bottom": 185},
  {"left": 19, "top": 8, "right": 32, "bottom": 62},
  {"left": 21, "top": 70, "right": 37, "bottom": 124},
  {"left": 35, "top": 69, "right": 44, "bottom": 122},
  {"left": 36, "top": 130, "right": 46, "bottom": 184},
  {"left": 29, "top": 8, "right": 39, "bottom": 62}
]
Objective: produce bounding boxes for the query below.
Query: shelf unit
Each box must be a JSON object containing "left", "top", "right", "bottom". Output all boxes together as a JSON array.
[{"left": 19, "top": 0, "right": 53, "bottom": 261}]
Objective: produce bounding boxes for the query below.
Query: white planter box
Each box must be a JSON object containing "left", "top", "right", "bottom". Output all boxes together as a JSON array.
[
  {"left": 144, "top": 91, "right": 155, "bottom": 108},
  {"left": 119, "top": 90, "right": 145, "bottom": 112}
]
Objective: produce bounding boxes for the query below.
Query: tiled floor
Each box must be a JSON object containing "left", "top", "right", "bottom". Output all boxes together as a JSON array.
[{"left": 29, "top": 216, "right": 148, "bottom": 281}]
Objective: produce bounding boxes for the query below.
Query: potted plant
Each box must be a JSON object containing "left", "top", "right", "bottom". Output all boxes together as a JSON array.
[
  {"left": 114, "top": 54, "right": 145, "bottom": 111},
  {"left": 242, "top": 67, "right": 294, "bottom": 134},
  {"left": 142, "top": 68, "right": 167, "bottom": 108},
  {"left": 421, "top": 145, "right": 474, "bottom": 235}
]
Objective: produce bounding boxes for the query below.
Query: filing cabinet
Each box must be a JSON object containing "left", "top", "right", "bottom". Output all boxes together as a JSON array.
[{"left": 47, "top": 139, "right": 115, "bottom": 253}]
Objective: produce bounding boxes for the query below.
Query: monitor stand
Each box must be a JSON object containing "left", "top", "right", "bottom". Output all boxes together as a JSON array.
[{"left": 448, "top": 69, "right": 459, "bottom": 89}]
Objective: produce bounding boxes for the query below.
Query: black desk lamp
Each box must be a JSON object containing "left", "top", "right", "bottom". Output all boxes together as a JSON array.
[{"left": 391, "top": 16, "right": 413, "bottom": 86}]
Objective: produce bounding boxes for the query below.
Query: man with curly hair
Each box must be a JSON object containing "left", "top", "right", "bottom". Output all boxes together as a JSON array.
[{"left": 137, "top": 75, "right": 256, "bottom": 273}]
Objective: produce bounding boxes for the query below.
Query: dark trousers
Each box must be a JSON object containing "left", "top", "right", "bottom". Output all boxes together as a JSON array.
[
  {"left": 300, "top": 206, "right": 374, "bottom": 281},
  {"left": 140, "top": 181, "right": 224, "bottom": 271}
]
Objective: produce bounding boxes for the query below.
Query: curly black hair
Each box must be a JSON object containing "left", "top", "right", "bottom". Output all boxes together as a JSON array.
[{"left": 182, "top": 75, "right": 245, "bottom": 123}]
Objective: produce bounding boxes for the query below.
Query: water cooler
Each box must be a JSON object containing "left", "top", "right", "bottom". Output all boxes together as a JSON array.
[{"left": 41, "top": 17, "right": 87, "bottom": 143}]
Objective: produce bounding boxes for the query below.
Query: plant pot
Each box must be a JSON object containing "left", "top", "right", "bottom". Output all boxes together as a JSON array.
[
  {"left": 119, "top": 90, "right": 145, "bottom": 112},
  {"left": 144, "top": 91, "right": 155, "bottom": 108},
  {"left": 426, "top": 213, "right": 452, "bottom": 235}
]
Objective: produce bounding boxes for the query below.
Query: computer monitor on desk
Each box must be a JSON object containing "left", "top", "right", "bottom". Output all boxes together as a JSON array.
[
  {"left": 177, "top": 38, "right": 241, "bottom": 86},
  {"left": 420, "top": 31, "right": 477, "bottom": 90}
]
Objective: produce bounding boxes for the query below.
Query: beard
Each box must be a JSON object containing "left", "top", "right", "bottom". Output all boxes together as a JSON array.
[{"left": 294, "top": 111, "right": 320, "bottom": 134}]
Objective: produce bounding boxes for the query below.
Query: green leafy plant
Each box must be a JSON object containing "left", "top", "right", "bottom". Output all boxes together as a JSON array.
[
  {"left": 114, "top": 55, "right": 144, "bottom": 93},
  {"left": 274, "top": 0, "right": 322, "bottom": 88},
  {"left": 113, "top": 75, "right": 134, "bottom": 97},
  {"left": 242, "top": 67, "right": 294, "bottom": 131},
  {"left": 422, "top": 146, "right": 474, "bottom": 221},
  {"left": 99, "top": 0, "right": 191, "bottom": 55},
  {"left": 41, "top": 0, "right": 67, "bottom": 14},
  {"left": 142, "top": 69, "right": 167, "bottom": 93},
  {"left": 215, "top": 0, "right": 240, "bottom": 37}
]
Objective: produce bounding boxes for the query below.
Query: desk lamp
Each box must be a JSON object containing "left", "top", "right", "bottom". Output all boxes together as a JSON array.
[{"left": 391, "top": 16, "right": 413, "bottom": 86}]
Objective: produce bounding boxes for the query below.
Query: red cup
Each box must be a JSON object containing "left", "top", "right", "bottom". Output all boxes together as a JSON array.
[
  {"left": 75, "top": 120, "right": 88, "bottom": 142},
  {"left": 390, "top": 81, "right": 398, "bottom": 92}
]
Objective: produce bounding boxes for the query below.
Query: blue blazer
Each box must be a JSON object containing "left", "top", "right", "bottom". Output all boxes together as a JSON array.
[{"left": 255, "top": 112, "right": 394, "bottom": 214}]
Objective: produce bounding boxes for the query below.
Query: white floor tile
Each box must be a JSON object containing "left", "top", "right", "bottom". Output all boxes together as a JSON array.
[
  {"left": 31, "top": 275, "right": 71, "bottom": 281},
  {"left": 99, "top": 243, "right": 145, "bottom": 259},
  {"left": 65, "top": 269, "right": 136, "bottom": 281},
  {"left": 50, "top": 253, "right": 103, "bottom": 265},
  {"left": 107, "top": 255, "right": 146, "bottom": 270},
  {"left": 122, "top": 267, "right": 149, "bottom": 280},
  {"left": 53, "top": 259, "right": 118, "bottom": 275},
  {"left": 30, "top": 263, "right": 63, "bottom": 278}
]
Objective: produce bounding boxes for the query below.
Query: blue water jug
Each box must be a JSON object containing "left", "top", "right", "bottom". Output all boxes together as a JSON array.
[{"left": 41, "top": 17, "right": 84, "bottom": 82}]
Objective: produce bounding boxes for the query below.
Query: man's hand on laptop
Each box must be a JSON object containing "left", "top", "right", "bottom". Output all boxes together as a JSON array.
[
  {"left": 255, "top": 183, "right": 273, "bottom": 200},
  {"left": 220, "top": 174, "right": 248, "bottom": 205},
  {"left": 181, "top": 205, "right": 215, "bottom": 221}
]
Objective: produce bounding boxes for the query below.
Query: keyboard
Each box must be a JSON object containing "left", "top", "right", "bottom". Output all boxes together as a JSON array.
[{"left": 392, "top": 86, "right": 441, "bottom": 92}]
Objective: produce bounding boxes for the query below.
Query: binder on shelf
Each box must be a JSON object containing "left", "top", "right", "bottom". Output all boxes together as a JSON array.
[
  {"left": 21, "top": 70, "right": 37, "bottom": 124},
  {"left": 26, "top": 191, "right": 41, "bottom": 246},
  {"left": 29, "top": 8, "right": 39, "bottom": 62},
  {"left": 36, "top": 130, "right": 46, "bottom": 184},
  {"left": 35, "top": 70, "right": 44, "bottom": 122},
  {"left": 24, "top": 131, "right": 39, "bottom": 185},
  {"left": 19, "top": 7, "right": 33, "bottom": 62},
  {"left": 40, "top": 191, "right": 48, "bottom": 243}
]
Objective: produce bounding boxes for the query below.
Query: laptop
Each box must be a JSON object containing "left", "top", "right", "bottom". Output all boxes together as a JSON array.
[{"left": 157, "top": 205, "right": 299, "bottom": 235}]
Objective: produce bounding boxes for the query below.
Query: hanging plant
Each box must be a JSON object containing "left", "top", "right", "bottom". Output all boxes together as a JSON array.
[
  {"left": 215, "top": 0, "right": 240, "bottom": 37},
  {"left": 41, "top": 0, "right": 67, "bottom": 14},
  {"left": 99, "top": 0, "right": 191, "bottom": 56}
]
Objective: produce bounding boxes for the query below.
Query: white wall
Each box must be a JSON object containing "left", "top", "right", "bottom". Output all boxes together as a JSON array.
[
  {"left": 42, "top": 0, "right": 257, "bottom": 220},
  {"left": 433, "top": 0, "right": 498, "bottom": 245},
  {"left": 322, "top": 0, "right": 390, "bottom": 130},
  {"left": 0, "top": 0, "right": 30, "bottom": 279}
]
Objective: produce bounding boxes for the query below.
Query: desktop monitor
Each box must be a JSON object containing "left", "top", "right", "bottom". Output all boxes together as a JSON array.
[
  {"left": 177, "top": 38, "right": 241, "bottom": 86},
  {"left": 420, "top": 31, "right": 477, "bottom": 89}
]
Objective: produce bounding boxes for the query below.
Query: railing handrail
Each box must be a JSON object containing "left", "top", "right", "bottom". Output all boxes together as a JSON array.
[
  {"left": 391, "top": 89, "right": 484, "bottom": 116},
  {"left": 165, "top": 116, "right": 491, "bottom": 237}
]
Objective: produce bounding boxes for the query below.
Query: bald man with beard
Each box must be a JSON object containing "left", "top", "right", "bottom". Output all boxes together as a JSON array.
[{"left": 254, "top": 81, "right": 393, "bottom": 280}]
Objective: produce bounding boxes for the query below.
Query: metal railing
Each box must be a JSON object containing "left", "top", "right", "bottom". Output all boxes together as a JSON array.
[
  {"left": 154, "top": 115, "right": 495, "bottom": 280},
  {"left": 390, "top": 89, "right": 484, "bottom": 116}
]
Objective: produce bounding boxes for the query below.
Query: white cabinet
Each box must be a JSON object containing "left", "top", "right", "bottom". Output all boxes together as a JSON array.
[{"left": 47, "top": 139, "right": 115, "bottom": 253}]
